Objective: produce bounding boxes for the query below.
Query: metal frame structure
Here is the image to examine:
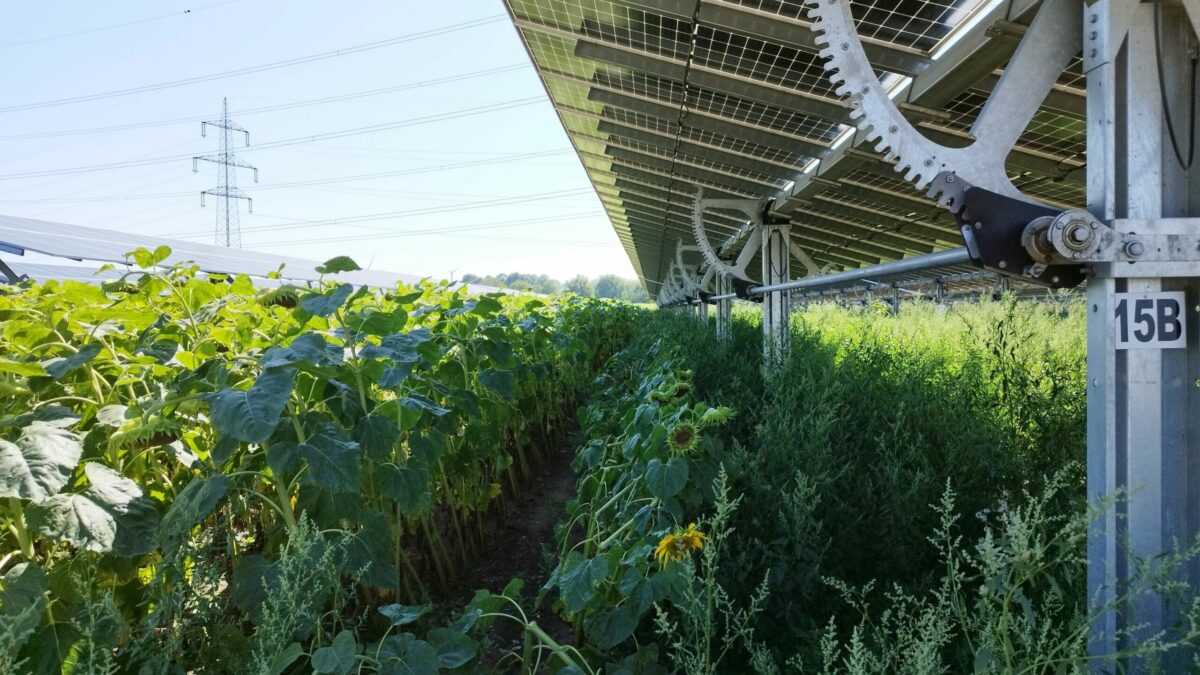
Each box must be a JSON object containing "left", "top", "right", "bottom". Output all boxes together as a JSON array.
[{"left": 506, "top": 0, "right": 1200, "bottom": 667}]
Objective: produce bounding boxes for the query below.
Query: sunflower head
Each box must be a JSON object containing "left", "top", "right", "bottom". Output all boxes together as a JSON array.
[
  {"left": 108, "top": 415, "right": 183, "bottom": 451},
  {"left": 654, "top": 523, "right": 706, "bottom": 566},
  {"left": 698, "top": 406, "right": 734, "bottom": 428},
  {"left": 668, "top": 423, "right": 698, "bottom": 453},
  {"left": 257, "top": 285, "right": 301, "bottom": 308}
]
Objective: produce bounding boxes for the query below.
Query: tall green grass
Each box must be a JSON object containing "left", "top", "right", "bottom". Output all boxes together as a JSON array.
[{"left": 642, "top": 297, "right": 1089, "bottom": 667}]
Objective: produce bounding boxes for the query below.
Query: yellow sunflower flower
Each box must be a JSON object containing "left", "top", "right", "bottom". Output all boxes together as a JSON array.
[{"left": 654, "top": 523, "right": 707, "bottom": 566}]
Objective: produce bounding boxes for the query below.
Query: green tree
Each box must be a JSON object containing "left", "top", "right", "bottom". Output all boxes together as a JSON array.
[
  {"left": 565, "top": 275, "right": 594, "bottom": 296},
  {"left": 594, "top": 274, "right": 623, "bottom": 299}
]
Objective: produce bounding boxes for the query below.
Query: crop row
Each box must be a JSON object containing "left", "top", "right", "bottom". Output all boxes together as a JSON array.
[{"left": 0, "top": 249, "right": 638, "bottom": 673}]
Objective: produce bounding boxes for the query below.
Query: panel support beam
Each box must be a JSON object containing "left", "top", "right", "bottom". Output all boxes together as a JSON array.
[
  {"left": 584, "top": 85, "right": 832, "bottom": 158},
  {"left": 621, "top": 0, "right": 931, "bottom": 76}
]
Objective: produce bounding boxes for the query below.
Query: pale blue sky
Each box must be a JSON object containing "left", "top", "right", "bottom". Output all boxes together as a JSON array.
[{"left": 0, "top": 0, "right": 636, "bottom": 281}]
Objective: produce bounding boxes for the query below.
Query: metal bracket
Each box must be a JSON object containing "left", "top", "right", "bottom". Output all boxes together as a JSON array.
[
  {"left": 955, "top": 183, "right": 1086, "bottom": 288},
  {"left": 1044, "top": 212, "right": 1200, "bottom": 265}
]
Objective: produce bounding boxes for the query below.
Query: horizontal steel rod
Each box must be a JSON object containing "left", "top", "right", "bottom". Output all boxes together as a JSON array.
[
  {"left": 709, "top": 293, "right": 738, "bottom": 300},
  {"left": 749, "top": 248, "right": 974, "bottom": 295}
]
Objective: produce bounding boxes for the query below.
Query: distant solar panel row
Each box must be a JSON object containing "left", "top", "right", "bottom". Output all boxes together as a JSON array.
[{"left": 0, "top": 215, "right": 426, "bottom": 288}]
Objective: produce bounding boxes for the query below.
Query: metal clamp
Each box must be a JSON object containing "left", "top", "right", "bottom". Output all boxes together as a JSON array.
[{"left": 1027, "top": 210, "right": 1200, "bottom": 264}]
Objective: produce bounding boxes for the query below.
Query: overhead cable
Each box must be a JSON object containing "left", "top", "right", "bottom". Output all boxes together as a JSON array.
[
  {"left": 0, "top": 64, "right": 529, "bottom": 140},
  {"left": 0, "top": 150, "right": 573, "bottom": 203},
  {"left": 0, "top": 98, "right": 542, "bottom": 180},
  {"left": 0, "top": 15, "right": 506, "bottom": 113}
]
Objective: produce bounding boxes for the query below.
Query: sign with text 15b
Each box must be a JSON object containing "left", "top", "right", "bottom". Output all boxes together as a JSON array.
[{"left": 1114, "top": 291, "right": 1187, "bottom": 349}]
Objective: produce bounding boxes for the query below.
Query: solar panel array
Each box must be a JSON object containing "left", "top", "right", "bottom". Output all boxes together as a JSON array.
[
  {"left": 503, "top": 0, "right": 1087, "bottom": 293},
  {"left": 0, "top": 215, "right": 501, "bottom": 292}
]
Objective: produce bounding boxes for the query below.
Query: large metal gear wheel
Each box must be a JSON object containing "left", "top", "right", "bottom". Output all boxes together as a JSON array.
[{"left": 803, "top": 0, "right": 1082, "bottom": 211}]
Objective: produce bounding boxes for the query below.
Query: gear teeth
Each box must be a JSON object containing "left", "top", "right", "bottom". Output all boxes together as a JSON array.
[
  {"left": 804, "top": 0, "right": 985, "bottom": 215},
  {"left": 925, "top": 175, "right": 968, "bottom": 213}
]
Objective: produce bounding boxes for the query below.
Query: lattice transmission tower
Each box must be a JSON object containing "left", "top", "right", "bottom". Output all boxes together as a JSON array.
[{"left": 193, "top": 98, "right": 258, "bottom": 247}]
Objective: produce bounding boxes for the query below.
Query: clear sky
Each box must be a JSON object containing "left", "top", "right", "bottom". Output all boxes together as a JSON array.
[{"left": 0, "top": 0, "right": 637, "bottom": 282}]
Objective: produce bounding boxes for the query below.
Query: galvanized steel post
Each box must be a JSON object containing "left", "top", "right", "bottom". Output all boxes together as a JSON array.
[
  {"left": 761, "top": 222, "right": 791, "bottom": 367},
  {"left": 1086, "top": 1, "right": 1200, "bottom": 669},
  {"left": 715, "top": 273, "right": 732, "bottom": 340}
]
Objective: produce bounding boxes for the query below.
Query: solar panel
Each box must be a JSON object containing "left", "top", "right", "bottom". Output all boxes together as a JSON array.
[
  {"left": 0, "top": 261, "right": 127, "bottom": 285},
  {"left": 504, "top": 0, "right": 1086, "bottom": 290},
  {"left": 0, "top": 215, "right": 431, "bottom": 289}
]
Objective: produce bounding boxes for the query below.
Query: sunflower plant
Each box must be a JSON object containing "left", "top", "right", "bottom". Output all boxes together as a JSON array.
[
  {"left": 545, "top": 342, "right": 734, "bottom": 658},
  {"left": 0, "top": 248, "right": 639, "bottom": 673}
]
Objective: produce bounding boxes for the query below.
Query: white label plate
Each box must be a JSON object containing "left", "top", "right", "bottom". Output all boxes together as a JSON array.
[{"left": 1114, "top": 291, "right": 1187, "bottom": 349}]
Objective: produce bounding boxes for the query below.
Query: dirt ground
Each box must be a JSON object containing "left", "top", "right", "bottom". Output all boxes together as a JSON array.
[{"left": 448, "top": 431, "right": 580, "bottom": 662}]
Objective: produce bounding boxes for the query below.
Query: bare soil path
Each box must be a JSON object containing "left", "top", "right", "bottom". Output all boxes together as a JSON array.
[{"left": 446, "top": 429, "right": 580, "bottom": 660}]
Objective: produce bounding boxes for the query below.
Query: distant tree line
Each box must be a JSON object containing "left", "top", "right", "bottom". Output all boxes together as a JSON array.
[{"left": 460, "top": 272, "right": 651, "bottom": 303}]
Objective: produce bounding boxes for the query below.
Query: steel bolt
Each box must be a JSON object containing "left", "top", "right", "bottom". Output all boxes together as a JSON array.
[
  {"left": 998, "top": 260, "right": 1008, "bottom": 269},
  {"left": 1124, "top": 241, "right": 1145, "bottom": 257}
]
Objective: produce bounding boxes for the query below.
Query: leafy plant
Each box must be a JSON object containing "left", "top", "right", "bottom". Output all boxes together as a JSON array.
[{"left": 0, "top": 248, "right": 639, "bottom": 673}]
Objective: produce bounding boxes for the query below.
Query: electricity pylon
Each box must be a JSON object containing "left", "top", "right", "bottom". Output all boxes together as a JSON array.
[{"left": 193, "top": 98, "right": 258, "bottom": 247}]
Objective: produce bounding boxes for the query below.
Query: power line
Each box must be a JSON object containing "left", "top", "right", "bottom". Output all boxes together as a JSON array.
[
  {"left": 0, "top": 97, "right": 543, "bottom": 180},
  {"left": 0, "top": 64, "right": 528, "bottom": 140},
  {"left": 433, "top": 233, "right": 620, "bottom": 248},
  {"left": 244, "top": 228, "right": 619, "bottom": 251},
  {"left": 0, "top": 14, "right": 506, "bottom": 113},
  {"left": 0, "top": 149, "right": 574, "bottom": 202},
  {"left": 230, "top": 212, "right": 598, "bottom": 247},
  {"left": 0, "top": 0, "right": 245, "bottom": 49},
  {"left": 160, "top": 188, "right": 595, "bottom": 239}
]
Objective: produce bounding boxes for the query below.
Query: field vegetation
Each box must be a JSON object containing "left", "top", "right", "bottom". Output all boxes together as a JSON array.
[
  {"left": 2, "top": 255, "right": 1197, "bottom": 674},
  {"left": 0, "top": 248, "right": 636, "bottom": 673}
]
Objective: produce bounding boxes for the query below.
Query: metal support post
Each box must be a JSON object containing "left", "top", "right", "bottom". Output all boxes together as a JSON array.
[
  {"left": 715, "top": 273, "right": 732, "bottom": 340},
  {"left": 992, "top": 275, "right": 1010, "bottom": 300},
  {"left": 0, "top": 258, "right": 26, "bottom": 284},
  {"left": 891, "top": 285, "right": 900, "bottom": 315},
  {"left": 761, "top": 221, "right": 791, "bottom": 367},
  {"left": 934, "top": 278, "right": 945, "bottom": 305},
  {"left": 1087, "top": 1, "right": 1200, "bottom": 670},
  {"left": 698, "top": 298, "right": 709, "bottom": 324}
]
